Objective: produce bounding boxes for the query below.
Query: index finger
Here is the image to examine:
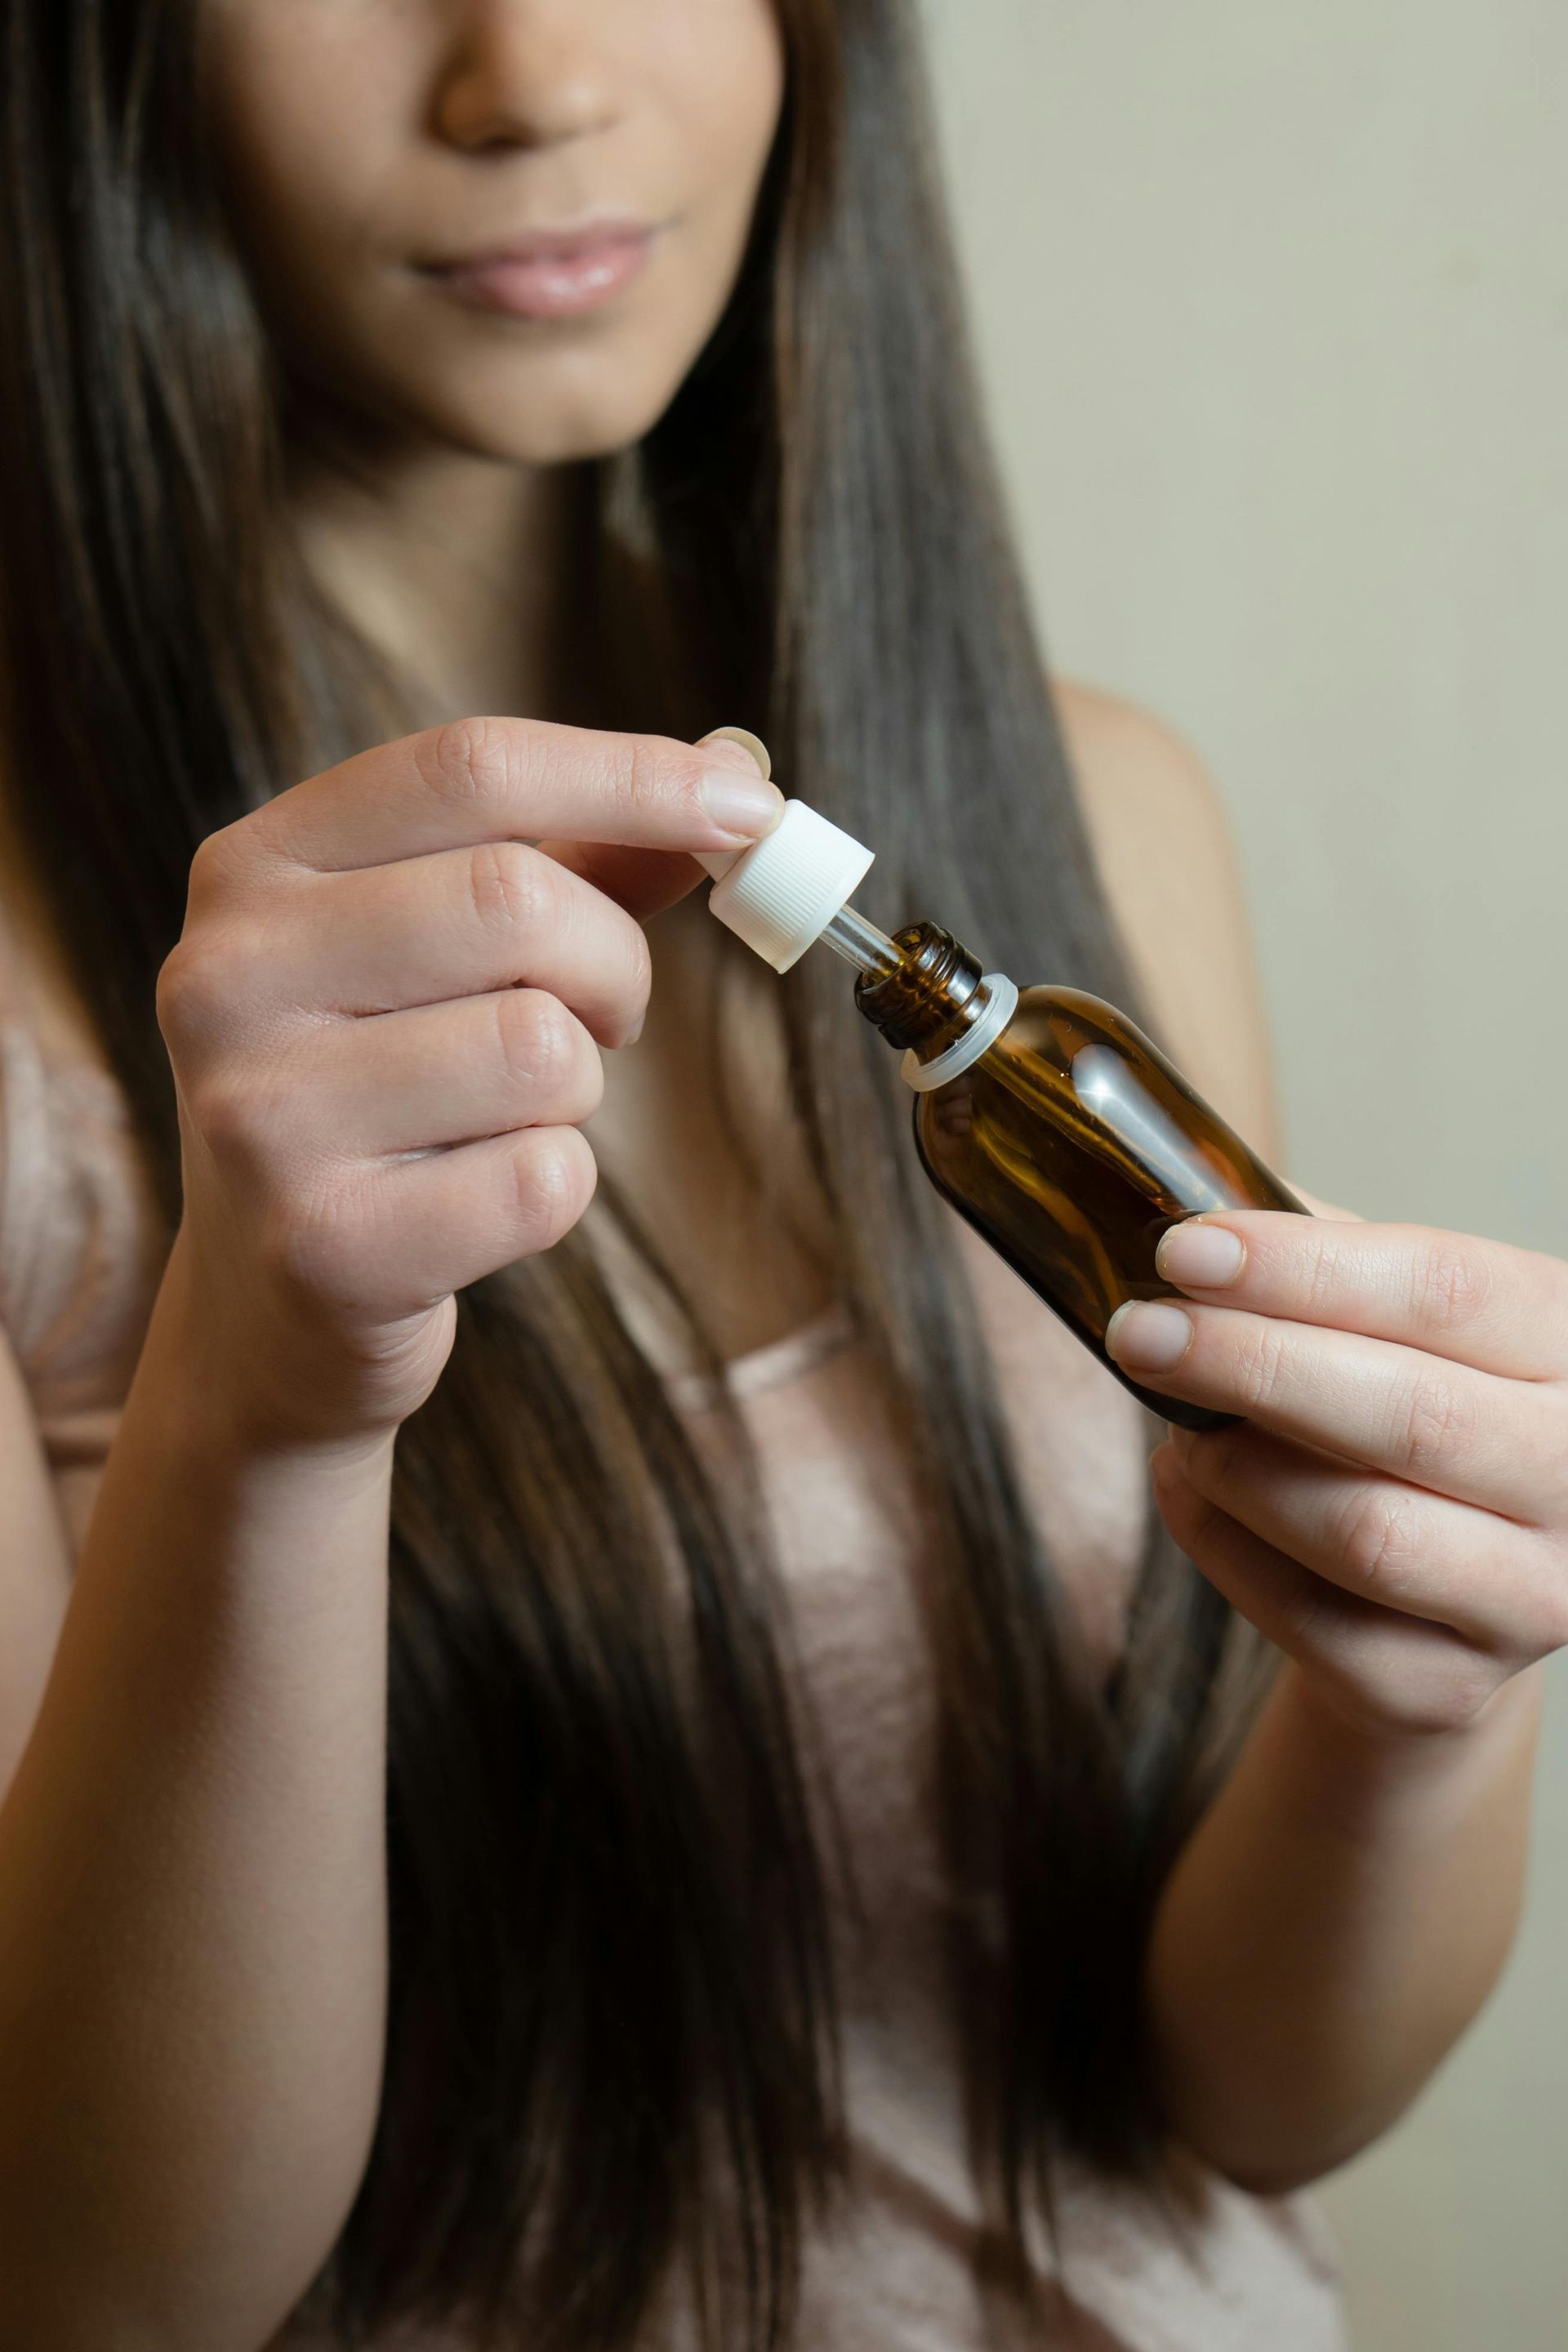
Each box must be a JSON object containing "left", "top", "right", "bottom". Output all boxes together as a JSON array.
[
  {"left": 250, "top": 716, "right": 784, "bottom": 875},
  {"left": 1156, "top": 1213, "right": 1568, "bottom": 1382}
]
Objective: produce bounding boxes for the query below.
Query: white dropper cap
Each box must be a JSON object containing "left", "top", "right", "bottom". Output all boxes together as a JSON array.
[
  {"left": 698, "top": 802, "right": 875, "bottom": 973},
  {"left": 692, "top": 730, "right": 871, "bottom": 974}
]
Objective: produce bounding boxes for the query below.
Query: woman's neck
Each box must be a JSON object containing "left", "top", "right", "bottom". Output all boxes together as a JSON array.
[{"left": 287, "top": 431, "right": 572, "bottom": 724}]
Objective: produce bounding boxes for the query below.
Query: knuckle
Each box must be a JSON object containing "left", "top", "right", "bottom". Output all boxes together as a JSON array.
[
  {"left": 184, "top": 839, "right": 221, "bottom": 914},
  {"left": 1300, "top": 1227, "right": 1348, "bottom": 1316},
  {"left": 1413, "top": 1232, "right": 1493, "bottom": 1338},
  {"left": 188, "top": 1068, "right": 280, "bottom": 1169},
  {"left": 421, "top": 715, "right": 522, "bottom": 813},
  {"left": 258, "top": 1160, "right": 393, "bottom": 1305},
  {"left": 254, "top": 1182, "right": 352, "bottom": 1307},
  {"left": 155, "top": 939, "right": 221, "bottom": 1045},
  {"left": 494, "top": 988, "right": 577, "bottom": 1089},
  {"left": 1232, "top": 1320, "right": 1293, "bottom": 1415},
  {"left": 1334, "top": 1485, "right": 1422, "bottom": 1602},
  {"left": 620, "top": 734, "right": 666, "bottom": 822},
  {"left": 510, "top": 1130, "right": 595, "bottom": 1254},
  {"left": 158, "top": 911, "right": 290, "bottom": 1055},
  {"left": 468, "top": 838, "right": 550, "bottom": 936},
  {"left": 185, "top": 820, "right": 250, "bottom": 907},
  {"left": 1396, "top": 1372, "right": 1472, "bottom": 1481},
  {"left": 611, "top": 732, "right": 695, "bottom": 832}
]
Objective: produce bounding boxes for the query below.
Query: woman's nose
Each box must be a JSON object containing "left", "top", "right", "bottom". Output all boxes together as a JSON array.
[{"left": 434, "top": 0, "right": 621, "bottom": 153}]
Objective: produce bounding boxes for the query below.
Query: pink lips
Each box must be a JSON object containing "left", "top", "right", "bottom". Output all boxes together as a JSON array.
[{"left": 427, "top": 223, "right": 654, "bottom": 319}]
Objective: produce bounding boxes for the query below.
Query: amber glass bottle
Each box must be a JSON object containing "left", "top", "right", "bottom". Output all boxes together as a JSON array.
[
  {"left": 851, "top": 922, "right": 1304, "bottom": 1430},
  {"left": 698, "top": 793, "right": 1306, "bottom": 1433}
]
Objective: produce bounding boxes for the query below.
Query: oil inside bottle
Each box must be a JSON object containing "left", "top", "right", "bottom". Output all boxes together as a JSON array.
[{"left": 852, "top": 923, "right": 1306, "bottom": 1432}]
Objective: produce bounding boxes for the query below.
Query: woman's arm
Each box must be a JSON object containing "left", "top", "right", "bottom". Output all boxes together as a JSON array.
[
  {"left": 0, "top": 717, "right": 782, "bottom": 2350},
  {"left": 1058, "top": 683, "right": 1553, "bottom": 2191},
  {"left": 1124, "top": 1204, "right": 1566, "bottom": 2192},
  {"left": 0, "top": 1250, "right": 397, "bottom": 2352},
  {"left": 1146, "top": 1650, "right": 1540, "bottom": 2189}
]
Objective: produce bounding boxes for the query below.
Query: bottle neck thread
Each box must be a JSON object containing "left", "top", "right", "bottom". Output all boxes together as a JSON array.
[{"left": 853, "top": 922, "right": 988, "bottom": 1053}]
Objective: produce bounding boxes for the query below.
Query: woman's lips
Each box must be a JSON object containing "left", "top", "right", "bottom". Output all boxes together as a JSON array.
[{"left": 426, "top": 225, "right": 655, "bottom": 319}]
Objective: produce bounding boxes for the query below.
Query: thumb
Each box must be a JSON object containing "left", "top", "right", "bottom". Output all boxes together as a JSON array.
[{"left": 694, "top": 725, "right": 773, "bottom": 780}]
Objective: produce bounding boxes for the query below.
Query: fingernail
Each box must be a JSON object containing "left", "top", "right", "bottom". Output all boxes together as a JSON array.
[
  {"left": 699, "top": 768, "right": 786, "bottom": 842},
  {"left": 1156, "top": 1220, "right": 1245, "bottom": 1289},
  {"left": 697, "top": 726, "right": 773, "bottom": 780},
  {"left": 1105, "top": 1299, "right": 1194, "bottom": 1373}
]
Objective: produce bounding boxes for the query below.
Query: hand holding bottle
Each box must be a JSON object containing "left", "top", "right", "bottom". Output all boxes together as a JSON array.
[
  {"left": 154, "top": 716, "right": 783, "bottom": 1447},
  {"left": 1107, "top": 1212, "right": 1568, "bottom": 1742}
]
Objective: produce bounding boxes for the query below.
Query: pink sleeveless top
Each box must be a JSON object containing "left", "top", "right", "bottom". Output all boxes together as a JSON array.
[{"left": 0, "top": 924, "right": 1347, "bottom": 2352}]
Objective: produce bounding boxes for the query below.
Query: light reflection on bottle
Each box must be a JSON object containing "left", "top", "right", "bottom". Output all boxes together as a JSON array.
[{"left": 1069, "top": 1045, "right": 1237, "bottom": 1213}]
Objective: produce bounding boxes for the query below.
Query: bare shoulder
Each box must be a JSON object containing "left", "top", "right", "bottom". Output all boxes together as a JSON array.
[{"left": 1054, "top": 678, "right": 1283, "bottom": 1160}]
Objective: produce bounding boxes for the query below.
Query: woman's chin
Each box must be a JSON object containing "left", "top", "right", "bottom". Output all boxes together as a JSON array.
[{"left": 387, "top": 354, "right": 690, "bottom": 471}]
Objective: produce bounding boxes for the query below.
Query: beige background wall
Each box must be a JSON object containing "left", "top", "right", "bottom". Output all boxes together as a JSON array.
[{"left": 924, "top": 2, "right": 1568, "bottom": 2345}]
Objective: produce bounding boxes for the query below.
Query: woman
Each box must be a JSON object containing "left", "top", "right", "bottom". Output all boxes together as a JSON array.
[{"left": 0, "top": 3, "right": 1561, "bottom": 2348}]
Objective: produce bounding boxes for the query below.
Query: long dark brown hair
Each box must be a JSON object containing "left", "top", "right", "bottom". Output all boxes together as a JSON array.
[{"left": 0, "top": 1, "right": 1267, "bottom": 2345}]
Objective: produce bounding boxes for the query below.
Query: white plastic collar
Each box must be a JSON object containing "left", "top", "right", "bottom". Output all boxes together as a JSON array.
[{"left": 901, "top": 974, "right": 1018, "bottom": 1092}]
